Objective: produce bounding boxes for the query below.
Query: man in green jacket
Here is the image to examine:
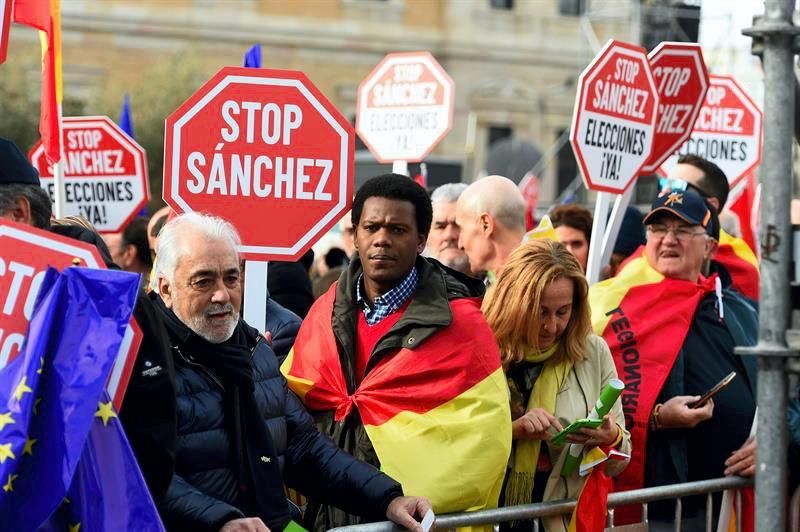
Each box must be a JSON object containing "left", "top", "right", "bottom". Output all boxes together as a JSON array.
[{"left": 284, "top": 174, "right": 512, "bottom": 530}]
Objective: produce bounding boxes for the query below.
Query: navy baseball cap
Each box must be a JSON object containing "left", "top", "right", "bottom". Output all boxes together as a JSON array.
[
  {"left": 643, "top": 188, "right": 711, "bottom": 230},
  {"left": 0, "top": 137, "right": 40, "bottom": 186}
]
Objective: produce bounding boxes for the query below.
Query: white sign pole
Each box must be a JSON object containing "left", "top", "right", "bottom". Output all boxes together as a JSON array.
[
  {"left": 599, "top": 185, "right": 635, "bottom": 270},
  {"left": 392, "top": 160, "right": 408, "bottom": 176},
  {"left": 244, "top": 260, "right": 269, "bottom": 334},
  {"left": 585, "top": 191, "right": 612, "bottom": 284},
  {"left": 53, "top": 103, "right": 65, "bottom": 218}
]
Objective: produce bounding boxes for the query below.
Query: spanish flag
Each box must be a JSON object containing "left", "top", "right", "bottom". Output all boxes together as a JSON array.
[
  {"left": 588, "top": 255, "right": 715, "bottom": 523},
  {"left": 282, "top": 286, "right": 512, "bottom": 515},
  {"left": 13, "top": 0, "right": 62, "bottom": 164},
  {"left": 716, "top": 229, "right": 759, "bottom": 301}
]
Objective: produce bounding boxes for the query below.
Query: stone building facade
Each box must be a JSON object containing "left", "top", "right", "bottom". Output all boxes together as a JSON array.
[{"left": 21, "top": 0, "right": 639, "bottom": 200}]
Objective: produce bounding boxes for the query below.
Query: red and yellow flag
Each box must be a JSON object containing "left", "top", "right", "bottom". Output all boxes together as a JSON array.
[
  {"left": 589, "top": 255, "right": 715, "bottom": 524},
  {"left": 282, "top": 286, "right": 512, "bottom": 514},
  {"left": 716, "top": 229, "right": 759, "bottom": 301},
  {"left": 13, "top": 0, "right": 62, "bottom": 164}
]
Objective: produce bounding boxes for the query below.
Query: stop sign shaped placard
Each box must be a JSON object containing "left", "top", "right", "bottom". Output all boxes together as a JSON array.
[
  {"left": 164, "top": 67, "right": 354, "bottom": 261},
  {"left": 570, "top": 40, "right": 659, "bottom": 193},
  {"left": 30, "top": 116, "right": 149, "bottom": 233},
  {"left": 660, "top": 75, "right": 763, "bottom": 188},
  {"left": 357, "top": 52, "right": 454, "bottom": 163},
  {"left": 0, "top": 218, "right": 142, "bottom": 410},
  {"left": 640, "top": 42, "right": 709, "bottom": 173}
]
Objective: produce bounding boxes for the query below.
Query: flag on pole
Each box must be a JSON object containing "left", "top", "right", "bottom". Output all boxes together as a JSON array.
[
  {"left": 0, "top": 0, "right": 11, "bottom": 64},
  {"left": 13, "top": 0, "right": 62, "bottom": 164},
  {"left": 243, "top": 43, "right": 261, "bottom": 68},
  {"left": 120, "top": 93, "right": 135, "bottom": 138},
  {"left": 518, "top": 171, "right": 540, "bottom": 231},
  {"left": 0, "top": 266, "right": 164, "bottom": 530}
]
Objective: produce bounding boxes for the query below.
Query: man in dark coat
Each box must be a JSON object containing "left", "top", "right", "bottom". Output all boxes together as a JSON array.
[
  {"left": 152, "top": 211, "right": 430, "bottom": 532},
  {"left": 284, "top": 175, "right": 511, "bottom": 530}
]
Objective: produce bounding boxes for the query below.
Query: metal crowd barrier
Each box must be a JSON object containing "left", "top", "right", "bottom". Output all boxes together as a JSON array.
[{"left": 330, "top": 477, "right": 753, "bottom": 532}]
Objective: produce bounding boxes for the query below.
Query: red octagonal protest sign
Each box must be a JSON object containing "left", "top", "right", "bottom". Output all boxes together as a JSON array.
[
  {"left": 660, "top": 75, "right": 763, "bottom": 188},
  {"left": 0, "top": 218, "right": 142, "bottom": 410},
  {"left": 30, "top": 116, "right": 150, "bottom": 234},
  {"left": 164, "top": 67, "right": 354, "bottom": 261},
  {"left": 570, "top": 39, "right": 659, "bottom": 193},
  {"left": 640, "top": 42, "right": 709, "bottom": 173},
  {"left": 357, "top": 51, "right": 455, "bottom": 164}
]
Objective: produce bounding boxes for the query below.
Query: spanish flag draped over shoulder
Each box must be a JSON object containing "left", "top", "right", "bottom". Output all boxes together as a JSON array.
[
  {"left": 282, "top": 286, "right": 512, "bottom": 514},
  {"left": 588, "top": 255, "right": 715, "bottom": 524},
  {"left": 716, "top": 229, "right": 759, "bottom": 301},
  {"left": 13, "top": 0, "right": 62, "bottom": 164}
]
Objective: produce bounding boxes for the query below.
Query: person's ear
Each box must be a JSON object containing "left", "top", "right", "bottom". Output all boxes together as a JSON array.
[
  {"left": 123, "top": 244, "right": 137, "bottom": 268},
  {"left": 7, "top": 196, "right": 34, "bottom": 226},
  {"left": 479, "top": 213, "right": 494, "bottom": 236},
  {"left": 416, "top": 233, "right": 427, "bottom": 254},
  {"left": 705, "top": 237, "right": 719, "bottom": 260},
  {"left": 708, "top": 197, "right": 721, "bottom": 212},
  {"left": 158, "top": 276, "right": 174, "bottom": 308}
]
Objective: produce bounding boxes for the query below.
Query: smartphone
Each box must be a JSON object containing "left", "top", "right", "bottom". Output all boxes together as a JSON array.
[
  {"left": 689, "top": 371, "right": 736, "bottom": 409},
  {"left": 551, "top": 418, "right": 604, "bottom": 446}
]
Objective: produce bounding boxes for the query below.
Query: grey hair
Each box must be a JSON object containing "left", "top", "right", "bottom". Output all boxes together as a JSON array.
[
  {"left": 0, "top": 184, "right": 53, "bottom": 229},
  {"left": 156, "top": 212, "right": 241, "bottom": 283},
  {"left": 430, "top": 183, "right": 468, "bottom": 204}
]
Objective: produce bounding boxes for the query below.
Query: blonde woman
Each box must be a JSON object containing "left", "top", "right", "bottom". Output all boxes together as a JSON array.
[{"left": 482, "top": 239, "right": 631, "bottom": 531}]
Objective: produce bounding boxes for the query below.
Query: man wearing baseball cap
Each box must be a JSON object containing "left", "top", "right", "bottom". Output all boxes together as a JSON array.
[{"left": 589, "top": 188, "right": 758, "bottom": 529}]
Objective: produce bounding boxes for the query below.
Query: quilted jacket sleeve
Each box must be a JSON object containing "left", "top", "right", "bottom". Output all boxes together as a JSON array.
[
  {"left": 159, "top": 473, "right": 245, "bottom": 532},
  {"left": 265, "top": 298, "right": 302, "bottom": 363},
  {"left": 281, "top": 390, "right": 403, "bottom": 521}
]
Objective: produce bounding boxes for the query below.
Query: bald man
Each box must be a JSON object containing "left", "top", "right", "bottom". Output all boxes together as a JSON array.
[{"left": 455, "top": 175, "right": 527, "bottom": 280}]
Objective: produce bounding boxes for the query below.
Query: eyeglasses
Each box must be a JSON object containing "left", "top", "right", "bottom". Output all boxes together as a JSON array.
[
  {"left": 658, "top": 178, "right": 709, "bottom": 198},
  {"left": 647, "top": 224, "right": 707, "bottom": 242}
]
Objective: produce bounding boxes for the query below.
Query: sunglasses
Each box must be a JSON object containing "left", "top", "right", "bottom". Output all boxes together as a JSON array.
[{"left": 657, "top": 178, "right": 709, "bottom": 198}]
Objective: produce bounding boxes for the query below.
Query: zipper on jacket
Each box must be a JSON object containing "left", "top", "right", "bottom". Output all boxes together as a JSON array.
[{"left": 172, "top": 337, "right": 261, "bottom": 393}]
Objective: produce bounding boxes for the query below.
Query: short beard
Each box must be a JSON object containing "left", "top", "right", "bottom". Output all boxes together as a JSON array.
[{"left": 172, "top": 292, "right": 238, "bottom": 344}]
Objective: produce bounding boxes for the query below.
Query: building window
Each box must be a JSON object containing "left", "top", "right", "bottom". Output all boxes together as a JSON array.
[
  {"left": 558, "top": 0, "right": 586, "bottom": 16},
  {"left": 488, "top": 125, "right": 513, "bottom": 148},
  {"left": 490, "top": 0, "right": 513, "bottom": 10}
]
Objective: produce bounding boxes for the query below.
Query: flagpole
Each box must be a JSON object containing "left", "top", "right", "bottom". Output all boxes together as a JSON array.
[{"left": 52, "top": 102, "right": 65, "bottom": 218}]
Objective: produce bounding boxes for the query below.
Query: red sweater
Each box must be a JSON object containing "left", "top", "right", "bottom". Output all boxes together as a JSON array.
[{"left": 354, "top": 299, "right": 411, "bottom": 384}]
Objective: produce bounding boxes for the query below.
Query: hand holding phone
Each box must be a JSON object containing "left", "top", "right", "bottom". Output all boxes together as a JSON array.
[
  {"left": 551, "top": 418, "right": 604, "bottom": 446},
  {"left": 689, "top": 371, "right": 736, "bottom": 409}
]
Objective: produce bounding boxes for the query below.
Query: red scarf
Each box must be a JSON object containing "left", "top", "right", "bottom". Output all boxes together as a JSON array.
[{"left": 589, "top": 257, "right": 716, "bottom": 523}]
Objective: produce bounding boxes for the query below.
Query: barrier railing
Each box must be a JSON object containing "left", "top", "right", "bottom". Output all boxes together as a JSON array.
[{"left": 330, "top": 476, "right": 753, "bottom": 532}]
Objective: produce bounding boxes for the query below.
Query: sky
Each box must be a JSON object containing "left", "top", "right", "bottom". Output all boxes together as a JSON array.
[{"left": 699, "top": 0, "right": 765, "bottom": 102}]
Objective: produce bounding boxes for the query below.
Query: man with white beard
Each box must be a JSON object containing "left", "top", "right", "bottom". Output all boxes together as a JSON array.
[
  {"left": 151, "top": 213, "right": 431, "bottom": 532},
  {"left": 425, "top": 183, "right": 471, "bottom": 274}
]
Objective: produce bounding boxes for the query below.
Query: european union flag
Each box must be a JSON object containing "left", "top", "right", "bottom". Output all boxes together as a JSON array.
[
  {"left": 243, "top": 43, "right": 262, "bottom": 68},
  {"left": 120, "top": 93, "right": 135, "bottom": 139},
  {"left": 0, "top": 267, "right": 164, "bottom": 531}
]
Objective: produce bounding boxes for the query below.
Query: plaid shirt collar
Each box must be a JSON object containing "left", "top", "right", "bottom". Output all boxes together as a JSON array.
[{"left": 356, "top": 266, "right": 418, "bottom": 325}]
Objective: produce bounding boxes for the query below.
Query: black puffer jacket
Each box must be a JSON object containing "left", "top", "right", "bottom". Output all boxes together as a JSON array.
[{"left": 155, "top": 299, "right": 402, "bottom": 531}]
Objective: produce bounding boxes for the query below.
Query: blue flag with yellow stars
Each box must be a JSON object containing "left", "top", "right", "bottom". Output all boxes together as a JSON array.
[{"left": 0, "top": 266, "right": 164, "bottom": 531}]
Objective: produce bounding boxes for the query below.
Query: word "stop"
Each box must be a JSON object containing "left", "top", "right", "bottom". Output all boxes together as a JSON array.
[{"left": 185, "top": 101, "right": 334, "bottom": 200}]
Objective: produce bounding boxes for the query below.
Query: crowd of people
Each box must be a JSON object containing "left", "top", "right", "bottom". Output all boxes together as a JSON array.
[{"left": 0, "top": 133, "right": 794, "bottom": 531}]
